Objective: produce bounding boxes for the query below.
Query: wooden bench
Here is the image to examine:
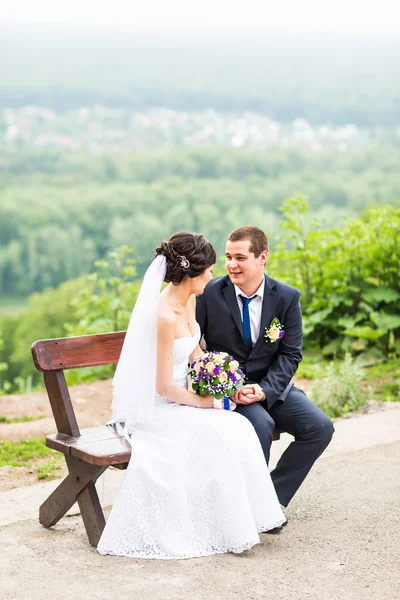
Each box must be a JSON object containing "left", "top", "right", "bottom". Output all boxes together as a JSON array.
[{"left": 32, "top": 331, "right": 280, "bottom": 547}]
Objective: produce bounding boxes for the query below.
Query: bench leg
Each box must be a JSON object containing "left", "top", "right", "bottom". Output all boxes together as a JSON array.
[
  {"left": 76, "top": 481, "right": 107, "bottom": 547},
  {"left": 39, "top": 458, "right": 107, "bottom": 539},
  {"left": 66, "top": 456, "right": 107, "bottom": 547}
]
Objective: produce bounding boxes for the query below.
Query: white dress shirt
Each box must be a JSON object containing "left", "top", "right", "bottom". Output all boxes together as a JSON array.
[{"left": 234, "top": 278, "right": 265, "bottom": 346}]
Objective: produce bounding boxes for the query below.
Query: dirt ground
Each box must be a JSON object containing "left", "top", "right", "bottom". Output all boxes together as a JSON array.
[
  {"left": 1, "top": 382, "right": 400, "bottom": 599},
  {"left": 0, "top": 440, "right": 399, "bottom": 600},
  {"left": 0, "top": 379, "right": 116, "bottom": 442}
]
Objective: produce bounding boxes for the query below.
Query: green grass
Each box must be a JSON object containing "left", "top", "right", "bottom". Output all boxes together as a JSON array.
[
  {"left": 0, "top": 438, "right": 55, "bottom": 467},
  {"left": 296, "top": 351, "right": 327, "bottom": 380},
  {"left": 364, "top": 360, "right": 400, "bottom": 379},
  {"left": 0, "top": 414, "right": 46, "bottom": 424},
  {"left": 0, "top": 438, "right": 65, "bottom": 481},
  {"left": 36, "top": 459, "right": 63, "bottom": 481},
  {"left": 297, "top": 353, "right": 400, "bottom": 407},
  {"left": 297, "top": 354, "right": 400, "bottom": 383},
  {"left": 374, "top": 380, "right": 400, "bottom": 402}
]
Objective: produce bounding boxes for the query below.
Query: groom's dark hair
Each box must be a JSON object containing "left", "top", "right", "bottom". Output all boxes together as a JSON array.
[{"left": 228, "top": 226, "right": 269, "bottom": 256}]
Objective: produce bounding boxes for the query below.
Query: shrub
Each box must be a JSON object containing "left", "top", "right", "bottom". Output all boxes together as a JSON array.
[{"left": 311, "top": 353, "right": 372, "bottom": 418}]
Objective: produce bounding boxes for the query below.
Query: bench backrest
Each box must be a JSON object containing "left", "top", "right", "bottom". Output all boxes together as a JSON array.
[
  {"left": 31, "top": 332, "right": 126, "bottom": 437},
  {"left": 31, "top": 331, "right": 126, "bottom": 372}
]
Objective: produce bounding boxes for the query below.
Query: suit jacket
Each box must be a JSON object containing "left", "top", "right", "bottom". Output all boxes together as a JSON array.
[{"left": 196, "top": 274, "right": 303, "bottom": 410}]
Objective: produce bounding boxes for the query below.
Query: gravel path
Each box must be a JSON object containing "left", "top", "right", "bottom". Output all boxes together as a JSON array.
[{"left": 1, "top": 413, "right": 399, "bottom": 600}]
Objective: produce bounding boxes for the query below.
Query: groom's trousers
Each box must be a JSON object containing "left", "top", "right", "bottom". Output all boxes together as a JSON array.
[{"left": 234, "top": 386, "right": 334, "bottom": 507}]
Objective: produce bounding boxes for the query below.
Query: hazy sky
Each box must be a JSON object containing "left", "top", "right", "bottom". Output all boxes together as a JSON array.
[{"left": 1, "top": 0, "right": 399, "bottom": 32}]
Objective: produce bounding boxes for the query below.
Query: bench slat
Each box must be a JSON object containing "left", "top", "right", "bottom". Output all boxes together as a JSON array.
[
  {"left": 32, "top": 331, "right": 126, "bottom": 372},
  {"left": 46, "top": 425, "right": 132, "bottom": 466},
  {"left": 71, "top": 438, "right": 132, "bottom": 465}
]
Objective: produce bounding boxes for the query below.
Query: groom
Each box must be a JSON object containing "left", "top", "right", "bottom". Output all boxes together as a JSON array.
[{"left": 196, "top": 225, "right": 334, "bottom": 509}]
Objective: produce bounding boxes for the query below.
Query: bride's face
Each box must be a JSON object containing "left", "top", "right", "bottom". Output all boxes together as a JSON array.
[{"left": 190, "top": 265, "right": 214, "bottom": 295}]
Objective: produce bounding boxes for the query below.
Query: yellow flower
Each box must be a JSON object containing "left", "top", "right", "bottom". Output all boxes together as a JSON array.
[
  {"left": 268, "top": 326, "right": 280, "bottom": 341},
  {"left": 213, "top": 352, "right": 228, "bottom": 365},
  {"left": 230, "top": 360, "right": 239, "bottom": 370},
  {"left": 219, "top": 372, "right": 228, "bottom": 383},
  {"left": 206, "top": 362, "right": 216, "bottom": 374}
]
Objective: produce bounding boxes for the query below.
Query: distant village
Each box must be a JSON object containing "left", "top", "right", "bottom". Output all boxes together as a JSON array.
[{"left": 1, "top": 105, "right": 398, "bottom": 151}]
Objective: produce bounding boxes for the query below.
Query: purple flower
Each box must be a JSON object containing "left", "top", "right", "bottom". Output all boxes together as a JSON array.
[
  {"left": 213, "top": 365, "right": 221, "bottom": 376},
  {"left": 279, "top": 330, "right": 285, "bottom": 339}
]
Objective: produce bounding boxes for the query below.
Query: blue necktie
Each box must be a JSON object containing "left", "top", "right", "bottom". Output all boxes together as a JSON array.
[{"left": 239, "top": 295, "right": 256, "bottom": 350}]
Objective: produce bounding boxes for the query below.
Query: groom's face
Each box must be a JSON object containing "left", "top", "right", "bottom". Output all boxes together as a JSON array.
[{"left": 225, "top": 239, "right": 267, "bottom": 292}]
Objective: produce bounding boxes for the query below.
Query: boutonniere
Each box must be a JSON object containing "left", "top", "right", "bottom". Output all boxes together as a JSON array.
[{"left": 265, "top": 318, "right": 285, "bottom": 343}]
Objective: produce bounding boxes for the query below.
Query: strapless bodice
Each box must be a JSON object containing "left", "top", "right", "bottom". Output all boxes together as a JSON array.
[{"left": 155, "top": 324, "right": 200, "bottom": 405}]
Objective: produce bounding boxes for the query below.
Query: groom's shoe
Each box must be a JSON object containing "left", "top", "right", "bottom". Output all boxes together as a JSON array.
[{"left": 266, "top": 525, "right": 283, "bottom": 534}]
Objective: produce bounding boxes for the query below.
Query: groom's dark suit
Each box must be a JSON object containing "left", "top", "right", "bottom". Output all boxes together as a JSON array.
[{"left": 196, "top": 274, "right": 334, "bottom": 507}]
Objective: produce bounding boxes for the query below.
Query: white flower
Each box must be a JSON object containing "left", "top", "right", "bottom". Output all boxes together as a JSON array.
[
  {"left": 265, "top": 318, "right": 284, "bottom": 343},
  {"left": 268, "top": 326, "right": 280, "bottom": 341}
]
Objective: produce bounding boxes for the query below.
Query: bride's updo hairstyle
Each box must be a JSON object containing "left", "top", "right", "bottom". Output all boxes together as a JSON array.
[{"left": 155, "top": 232, "right": 216, "bottom": 285}]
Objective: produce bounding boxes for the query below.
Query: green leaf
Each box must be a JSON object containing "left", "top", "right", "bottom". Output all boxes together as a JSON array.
[
  {"left": 343, "top": 327, "right": 387, "bottom": 340},
  {"left": 321, "top": 338, "right": 342, "bottom": 356},
  {"left": 337, "top": 315, "right": 363, "bottom": 329},
  {"left": 307, "top": 308, "right": 333, "bottom": 325},
  {"left": 374, "top": 312, "right": 400, "bottom": 331},
  {"left": 362, "top": 287, "right": 400, "bottom": 304}
]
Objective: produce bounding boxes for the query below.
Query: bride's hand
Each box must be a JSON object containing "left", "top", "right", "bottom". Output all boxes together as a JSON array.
[{"left": 195, "top": 394, "right": 214, "bottom": 409}]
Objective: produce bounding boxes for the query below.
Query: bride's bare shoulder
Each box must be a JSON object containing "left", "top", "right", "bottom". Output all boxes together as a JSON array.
[
  {"left": 157, "top": 309, "right": 177, "bottom": 331},
  {"left": 158, "top": 291, "right": 178, "bottom": 335}
]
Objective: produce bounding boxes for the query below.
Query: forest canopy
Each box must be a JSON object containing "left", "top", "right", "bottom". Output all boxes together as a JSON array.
[{"left": 1, "top": 145, "right": 399, "bottom": 296}]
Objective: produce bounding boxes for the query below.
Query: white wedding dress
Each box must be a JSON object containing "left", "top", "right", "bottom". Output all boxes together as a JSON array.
[{"left": 97, "top": 326, "right": 286, "bottom": 559}]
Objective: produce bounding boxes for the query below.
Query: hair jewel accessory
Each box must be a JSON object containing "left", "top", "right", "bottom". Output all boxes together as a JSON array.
[{"left": 178, "top": 255, "right": 190, "bottom": 269}]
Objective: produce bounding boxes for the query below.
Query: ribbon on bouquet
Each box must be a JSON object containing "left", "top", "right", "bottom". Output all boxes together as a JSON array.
[
  {"left": 223, "top": 395, "right": 231, "bottom": 410},
  {"left": 212, "top": 395, "right": 236, "bottom": 410}
]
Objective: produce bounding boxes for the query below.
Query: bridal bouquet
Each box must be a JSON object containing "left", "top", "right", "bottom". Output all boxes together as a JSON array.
[{"left": 189, "top": 352, "right": 245, "bottom": 410}]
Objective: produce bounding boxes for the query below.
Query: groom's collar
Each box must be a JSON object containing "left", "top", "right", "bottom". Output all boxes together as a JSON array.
[
  {"left": 224, "top": 273, "right": 275, "bottom": 293},
  {"left": 234, "top": 277, "right": 265, "bottom": 300}
]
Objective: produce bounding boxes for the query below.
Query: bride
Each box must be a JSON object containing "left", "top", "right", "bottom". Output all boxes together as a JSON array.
[{"left": 97, "top": 232, "right": 285, "bottom": 559}]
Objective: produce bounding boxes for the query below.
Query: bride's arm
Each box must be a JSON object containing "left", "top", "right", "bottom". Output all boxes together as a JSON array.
[{"left": 156, "top": 312, "right": 213, "bottom": 408}]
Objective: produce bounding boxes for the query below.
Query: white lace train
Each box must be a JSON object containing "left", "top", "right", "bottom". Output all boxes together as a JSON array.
[{"left": 97, "top": 330, "right": 286, "bottom": 559}]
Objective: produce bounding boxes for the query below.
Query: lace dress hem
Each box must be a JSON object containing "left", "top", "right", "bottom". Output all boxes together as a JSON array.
[{"left": 98, "top": 517, "right": 286, "bottom": 559}]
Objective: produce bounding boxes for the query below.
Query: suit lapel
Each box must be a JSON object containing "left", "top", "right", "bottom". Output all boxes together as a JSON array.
[
  {"left": 222, "top": 279, "right": 246, "bottom": 346},
  {"left": 251, "top": 275, "right": 278, "bottom": 355}
]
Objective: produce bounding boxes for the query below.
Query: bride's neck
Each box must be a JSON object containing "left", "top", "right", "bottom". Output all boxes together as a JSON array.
[{"left": 168, "top": 283, "right": 192, "bottom": 308}]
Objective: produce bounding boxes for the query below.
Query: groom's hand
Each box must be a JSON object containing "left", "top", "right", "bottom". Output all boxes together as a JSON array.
[{"left": 233, "top": 384, "right": 265, "bottom": 405}]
